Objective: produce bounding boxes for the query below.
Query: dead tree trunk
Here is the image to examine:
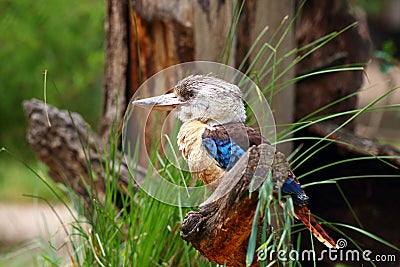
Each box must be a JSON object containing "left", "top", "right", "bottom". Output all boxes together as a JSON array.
[
  {"left": 236, "top": 0, "right": 295, "bottom": 155},
  {"left": 100, "top": 0, "right": 130, "bottom": 139},
  {"left": 294, "top": 0, "right": 371, "bottom": 128},
  {"left": 181, "top": 144, "right": 286, "bottom": 267}
]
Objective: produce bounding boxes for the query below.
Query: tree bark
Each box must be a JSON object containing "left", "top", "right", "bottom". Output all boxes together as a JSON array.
[
  {"left": 294, "top": 0, "right": 371, "bottom": 129},
  {"left": 99, "top": 0, "right": 130, "bottom": 139},
  {"left": 181, "top": 144, "right": 288, "bottom": 267}
]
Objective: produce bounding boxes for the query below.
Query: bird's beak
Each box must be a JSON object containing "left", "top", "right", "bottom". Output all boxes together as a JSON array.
[{"left": 132, "top": 93, "right": 185, "bottom": 111}]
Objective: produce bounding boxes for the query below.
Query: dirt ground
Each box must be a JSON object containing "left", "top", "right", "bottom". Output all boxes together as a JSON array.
[
  {"left": 0, "top": 203, "right": 73, "bottom": 245},
  {"left": 0, "top": 203, "right": 74, "bottom": 265}
]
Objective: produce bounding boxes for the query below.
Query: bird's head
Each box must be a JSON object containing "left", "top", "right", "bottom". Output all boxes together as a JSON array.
[{"left": 132, "top": 75, "right": 246, "bottom": 125}]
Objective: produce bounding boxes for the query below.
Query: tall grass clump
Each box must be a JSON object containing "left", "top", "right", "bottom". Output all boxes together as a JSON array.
[{"left": 18, "top": 126, "right": 213, "bottom": 267}]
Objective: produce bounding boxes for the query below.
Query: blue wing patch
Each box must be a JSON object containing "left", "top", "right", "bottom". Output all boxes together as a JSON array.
[
  {"left": 202, "top": 137, "right": 245, "bottom": 170},
  {"left": 281, "top": 173, "right": 309, "bottom": 206}
]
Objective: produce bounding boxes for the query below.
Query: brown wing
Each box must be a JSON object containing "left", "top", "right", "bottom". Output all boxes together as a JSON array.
[{"left": 202, "top": 122, "right": 268, "bottom": 152}]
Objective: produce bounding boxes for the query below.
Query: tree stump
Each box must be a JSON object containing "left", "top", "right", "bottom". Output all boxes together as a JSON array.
[{"left": 181, "top": 144, "right": 290, "bottom": 267}]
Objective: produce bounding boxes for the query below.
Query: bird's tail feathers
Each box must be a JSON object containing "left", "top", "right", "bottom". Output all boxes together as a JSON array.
[{"left": 294, "top": 205, "right": 337, "bottom": 249}]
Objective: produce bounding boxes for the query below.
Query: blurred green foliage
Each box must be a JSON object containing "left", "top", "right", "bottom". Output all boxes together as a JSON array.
[
  {"left": 374, "top": 40, "right": 398, "bottom": 73},
  {"left": 354, "top": 0, "right": 388, "bottom": 17},
  {"left": 0, "top": 158, "right": 60, "bottom": 202},
  {"left": 0, "top": 1, "right": 105, "bottom": 159}
]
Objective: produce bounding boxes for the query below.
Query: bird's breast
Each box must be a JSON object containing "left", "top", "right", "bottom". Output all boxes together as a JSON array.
[{"left": 177, "top": 120, "right": 224, "bottom": 188}]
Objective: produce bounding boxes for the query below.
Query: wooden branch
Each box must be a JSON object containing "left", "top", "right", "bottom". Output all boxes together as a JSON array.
[
  {"left": 309, "top": 122, "right": 400, "bottom": 167},
  {"left": 23, "top": 99, "right": 141, "bottom": 207},
  {"left": 181, "top": 144, "right": 288, "bottom": 267}
]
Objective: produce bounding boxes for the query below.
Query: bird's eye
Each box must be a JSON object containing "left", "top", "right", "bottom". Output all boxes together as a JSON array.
[{"left": 187, "top": 92, "right": 194, "bottom": 99}]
